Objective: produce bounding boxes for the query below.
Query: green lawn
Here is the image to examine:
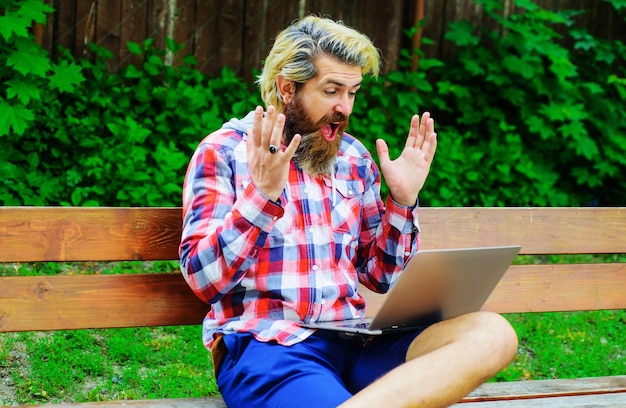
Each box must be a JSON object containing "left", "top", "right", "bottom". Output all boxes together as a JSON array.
[{"left": 1, "top": 261, "right": 625, "bottom": 405}]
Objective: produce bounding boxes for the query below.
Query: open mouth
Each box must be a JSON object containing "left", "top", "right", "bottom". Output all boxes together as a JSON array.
[{"left": 321, "top": 122, "right": 342, "bottom": 142}]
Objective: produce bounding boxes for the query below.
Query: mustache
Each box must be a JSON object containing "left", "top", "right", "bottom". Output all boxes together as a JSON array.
[{"left": 316, "top": 112, "right": 348, "bottom": 126}]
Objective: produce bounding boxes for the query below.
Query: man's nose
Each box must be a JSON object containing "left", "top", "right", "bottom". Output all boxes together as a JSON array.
[{"left": 335, "top": 95, "right": 353, "bottom": 116}]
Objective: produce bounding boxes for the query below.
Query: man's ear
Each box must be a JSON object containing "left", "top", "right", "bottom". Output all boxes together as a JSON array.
[{"left": 277, "top": 75, "right": 296, "bottom": 104}]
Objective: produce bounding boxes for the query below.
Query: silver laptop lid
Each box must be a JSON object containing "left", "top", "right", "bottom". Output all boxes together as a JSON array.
[{"left": 368, "top": 245, "right": 521, "bottom": 330}]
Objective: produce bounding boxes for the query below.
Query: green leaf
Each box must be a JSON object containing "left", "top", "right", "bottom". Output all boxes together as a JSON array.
[
  {"left": 26, "top": 151, "right": 40, "bottom": 168},
  {"left": 7, "top": 37, "right": 51, "bottom": 77},
  {"left": 445, "top": 20, "right": 479, "bottom": 46},
  {"left": 127, "top": 41, "right": 143, "bottom": 55},
  {"left": 0, "top": 15, "right": 29, "bottom": 40},
  {"left": 48, "top": 60, "right": 86, "bottom": 92},
  {"left": 183, "top": 54, "right": 198, "bottom": 65},
  {"left": 5, "top": 79, "right": 42, "bottom": 104},
  {"left": 0, "top": 0, "right": 54, "bottom": 40},
  {"left": 0, "top": 100, "right": 34, "bottom": 136},
  {"left": 166, "top": 37, "right": 179, "bottom": 53},
  {"left": 71, "top": 190, "right": 82, "bottom": 206},
  {"left": 17, "top": 0, "right": 54, "bottom": 24}
]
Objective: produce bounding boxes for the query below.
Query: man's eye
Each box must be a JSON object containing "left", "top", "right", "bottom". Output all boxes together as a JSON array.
[{"left": 325, "top": 90, "right": 337, "bottom": 95}]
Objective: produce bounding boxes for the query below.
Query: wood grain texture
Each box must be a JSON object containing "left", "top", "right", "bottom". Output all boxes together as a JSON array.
[
  {"left": 35, "top": 1, "right": 624, "bottom": 79},
  {"left": 360, "top": 263, "right": 626, "bottom": 317},
  {"left": 0, "top": 207, "right": 181, "bottom": 262},
  {"left": 2, "top": 206, "right": 625, "bottom": 406},
  {"left": 453, "top": 392, "right": 626, "bottom": 407},
  {"left": 464, "top": 375, "right": 626, "bottom": 401},
  {"left": 2, "top": 207, "right": 625, "bottom": 262},
  {"left": 417, "top": 207, "right": 626, "bottom": 254},
  {"left": 0, "top": 274, "right": 208, "bottom": 332},
  {"left": 17, "top": 377, "right": 626, "bottom": 407},
  {"left": 2, "top": 207, "right": 625, "bottom": 331}
]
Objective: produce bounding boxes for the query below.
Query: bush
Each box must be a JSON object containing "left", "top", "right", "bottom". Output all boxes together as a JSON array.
[{"left": 1, "top": 0, "right": 625, "bottom": 207}]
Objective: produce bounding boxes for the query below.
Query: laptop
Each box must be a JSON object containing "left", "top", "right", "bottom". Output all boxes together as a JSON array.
[{"left": 301, "top": 245, "right": 521, "bottom": 335}]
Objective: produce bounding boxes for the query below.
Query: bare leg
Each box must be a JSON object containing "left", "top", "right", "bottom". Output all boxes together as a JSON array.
[{"left": 340, "top": 311, "right": 518, "bottom": 408}]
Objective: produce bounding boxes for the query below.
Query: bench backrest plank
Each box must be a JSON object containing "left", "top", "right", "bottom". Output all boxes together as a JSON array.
[
  {"left": 2, "top": 207, "right": 625, "bottom": 262},
  {"left": 0, "top": 207, "right": 181, "bottom": 262},
  {"left": 1, "top": 207, "right": 625, "bottom": 332}
]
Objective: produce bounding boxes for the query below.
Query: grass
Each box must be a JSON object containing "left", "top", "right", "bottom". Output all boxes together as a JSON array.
[
  {"left": 1, "top": 326, "right": 218, "bottom": 404},
  {"left": 1, "top": 259, "right": 625, "bottom": 405}
]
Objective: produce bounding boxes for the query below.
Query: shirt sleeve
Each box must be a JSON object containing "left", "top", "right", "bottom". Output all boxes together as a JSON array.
[
  {"left": 356, "top": 161, "right": 421, "bottom": 294},
  {"left": 179, "top": 137, "right": 283, "bottom": 304}
]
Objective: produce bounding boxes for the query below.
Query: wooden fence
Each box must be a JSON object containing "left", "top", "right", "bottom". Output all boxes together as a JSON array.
[{"left": 36, "top": 0, "right": 625, "bottom": 82}]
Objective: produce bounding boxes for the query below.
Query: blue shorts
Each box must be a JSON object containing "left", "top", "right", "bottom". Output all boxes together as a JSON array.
[{"left": 215, "top": 329, "right": 425, "bottom": 408}]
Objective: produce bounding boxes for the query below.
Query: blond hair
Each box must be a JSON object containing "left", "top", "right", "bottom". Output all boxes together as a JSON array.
[{"left": 258, "top": 15, "right": 380, "bottom": 112}]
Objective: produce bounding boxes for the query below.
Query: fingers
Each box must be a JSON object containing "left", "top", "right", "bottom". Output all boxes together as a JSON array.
[
  {"left": 405, "top": 112, "right": 434, "bottom": 149},
  {"left": 404, "top": 114, "right": 420, "bottom": 149},
  {"left": 250, "top": 106, "right": 264, "bottom": 148},
  {"left": 376, "top": 139, "right": 390, "bottom": 166},
  {"left": 262, "top": 106, "right": 280, "bottom": 149},
  {"left": 422, "top": 131, "right": 437, "bottom": 163},
  {"left": 249, "top": 105, "right": 300, "bottom": 161}
]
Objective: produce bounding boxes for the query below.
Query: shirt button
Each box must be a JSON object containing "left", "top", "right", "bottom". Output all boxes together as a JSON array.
[
  {"left": 348, "top": 190, "right": 353, "bottom": 195},
  {"left": 272, "top": 215, "right": 278, "bottom": 221},
  {"left": 304, "top": 188, "right": 309, "bottom": 194},
  {"left": 312, "top": 265, "right": 319, "bottom": 271},
  {"left": 320, "top": 299, "right": 326, "bottom": 305},
  {"left": 404, "top": 251, "right": 411, "bottom": 256}
]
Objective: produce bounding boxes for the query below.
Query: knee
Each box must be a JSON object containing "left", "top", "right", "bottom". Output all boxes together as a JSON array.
[{"left": 469, "top": 311, "right": 518, "bottom": 365}]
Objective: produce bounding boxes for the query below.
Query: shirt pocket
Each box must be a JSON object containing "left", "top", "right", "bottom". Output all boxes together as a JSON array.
[{"left": 324, "top": 178, "right": 365, "bottom": 235}]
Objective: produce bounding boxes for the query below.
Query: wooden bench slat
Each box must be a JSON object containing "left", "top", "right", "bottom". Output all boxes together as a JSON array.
[
  {"left": 2, "top": 207, "right": 625, "bottom": 263},
  {"left": 20, "top": 397, "right": 226, "bottom": 408},
  {"left": 20, "top": 376, "right": 626, "bottom": 407},
  {"left": 464, "top": 375, "right": 626, "bottom": 402},
  {"left": 484, "top": 263, "right": 626, "bottom": 313},
  {"left": 2, "top": 206, "right": 625, "bottom": 406},
  {"left": 362, "top": 263, "right": 626, "bottom": 317},
  {"left": 0, "top": 207, "right": 181, "bottom": 262},
  {"left": 418, "top": 207, "right": 626, "bottom": 254},
  {"left": 454, "top": 392, "right": 626, "bottom": 407},
  {"left": 0, "top": 274, "right": 208, "bottom": 332},
  {"left": 3, "top": 260, "right": 625, "bottom": 332}
]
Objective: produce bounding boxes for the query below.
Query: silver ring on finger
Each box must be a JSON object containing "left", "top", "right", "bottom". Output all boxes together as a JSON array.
[{"left": 269, "top": 144, "right": 279, "bottom": 154}]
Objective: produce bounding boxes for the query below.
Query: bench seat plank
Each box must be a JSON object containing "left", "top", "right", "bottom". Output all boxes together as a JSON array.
[
  {"left": 453, "top": 392, "right": 626, "bottom": 407},
  {"left": 20, "top": 397, "right": 226, "bottom": 408},
  {"left": 464, "top": 375, "right": 626, "bottom": 401},
  {"left": 19, "top": 376, "right": 626, "bottom": 407}
]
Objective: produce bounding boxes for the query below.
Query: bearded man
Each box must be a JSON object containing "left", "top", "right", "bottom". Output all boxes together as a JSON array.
[{"left": 180, "top": 15, "right": 517, "bottom": 408}]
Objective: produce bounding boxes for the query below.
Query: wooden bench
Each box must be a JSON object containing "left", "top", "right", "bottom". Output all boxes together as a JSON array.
[{"left": 1, "top": 206, "right": 625, "bottom": 407}]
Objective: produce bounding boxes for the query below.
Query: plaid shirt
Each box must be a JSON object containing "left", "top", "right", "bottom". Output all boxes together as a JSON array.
[{"left": 180, "top": 117, "right": 420, "bottom": 349}]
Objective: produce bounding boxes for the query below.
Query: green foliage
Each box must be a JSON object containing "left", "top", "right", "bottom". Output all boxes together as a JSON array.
[
  {"left": 1, "top": 0, "right": 625, "bottom": 206},
  {"left": 419, "top": 0, "right": 626, "bottom": 205},
  {"left": 0, "top": 0, "right": 85, "bottom": 136},
  {"left": 1, "top": 37, "right": 261, "bottom": 206},
  {"left": 351, "top": 0, "right": 626, "bottom": 206}
]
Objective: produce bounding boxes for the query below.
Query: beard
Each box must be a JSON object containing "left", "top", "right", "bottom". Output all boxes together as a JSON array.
[{"left": 283, "top": 96, "right": 348, "bottom": 176}]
